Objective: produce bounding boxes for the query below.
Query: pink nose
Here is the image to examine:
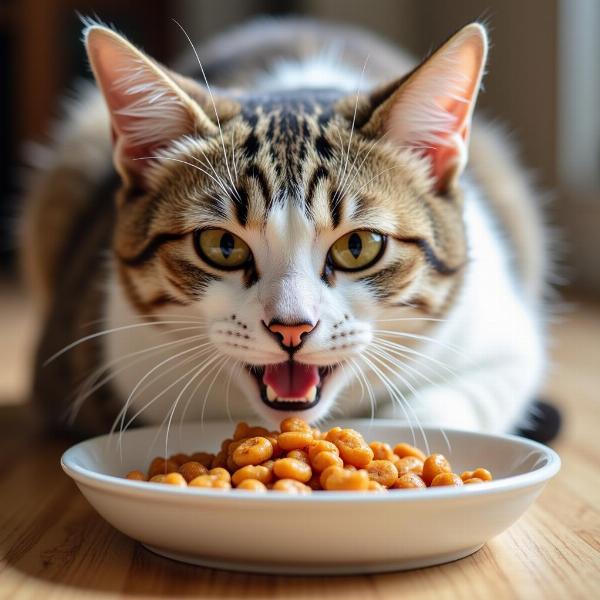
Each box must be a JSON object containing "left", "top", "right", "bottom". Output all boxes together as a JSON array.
[{"left": 268, "top": 322, "right": 315, "bottom": 348}]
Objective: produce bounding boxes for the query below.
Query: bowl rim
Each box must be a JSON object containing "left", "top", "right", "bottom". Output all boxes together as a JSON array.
[{"left": 61, "top": 421, "right": 561, "bottom": 504}]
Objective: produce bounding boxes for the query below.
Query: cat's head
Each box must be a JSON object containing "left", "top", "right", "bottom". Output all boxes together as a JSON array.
[{"left": 85, "top": 22, "right": 487, "bottom": 424}]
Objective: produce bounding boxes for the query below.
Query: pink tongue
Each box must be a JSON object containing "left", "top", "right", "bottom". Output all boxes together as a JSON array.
[{"left": 263, "top": 362, "right": 320, "bottom": 399}]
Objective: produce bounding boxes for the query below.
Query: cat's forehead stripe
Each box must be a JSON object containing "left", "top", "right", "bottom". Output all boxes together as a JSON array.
[{"left": 235, "top": 89, "right": 341, "bottom": 204}]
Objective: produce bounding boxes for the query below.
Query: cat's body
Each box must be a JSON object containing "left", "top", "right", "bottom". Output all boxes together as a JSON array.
[{"left": 23, "top": 18, "right": 549, "bottom": 437}]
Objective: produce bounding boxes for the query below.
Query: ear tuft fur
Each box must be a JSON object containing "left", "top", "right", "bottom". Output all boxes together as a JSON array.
[
  {"left": 82, "top": 23, "right": 220, "bottom": 185},
  {"left": 365, "top": 23, "right": 488, "bottom": 194}
]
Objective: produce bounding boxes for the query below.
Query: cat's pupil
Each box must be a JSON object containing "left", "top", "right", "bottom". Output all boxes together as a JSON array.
[
  {"left": 220, "top": 232, "right": 235, "bottom": 259},
  {"left": 348, "top": 233, "right": 362, "bottom": 259}
]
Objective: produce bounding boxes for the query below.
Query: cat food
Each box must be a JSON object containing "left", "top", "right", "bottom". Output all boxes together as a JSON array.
[{"left": 124, "top": 419, "right": 493, "bottom": 493}]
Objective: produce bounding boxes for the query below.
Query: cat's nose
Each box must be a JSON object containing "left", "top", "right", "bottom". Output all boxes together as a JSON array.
[{"left": 266, "top": 320, "right": 317, "bottom": 350}]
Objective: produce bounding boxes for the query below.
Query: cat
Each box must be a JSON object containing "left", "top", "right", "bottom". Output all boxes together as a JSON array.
[{"left": 21, "top": 17, "right": 554, "bottom": 441}]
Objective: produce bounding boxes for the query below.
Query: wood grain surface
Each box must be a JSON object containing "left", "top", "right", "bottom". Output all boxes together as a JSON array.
[{"left": 0, "top": 291, "right": 599, "bottom": 599}]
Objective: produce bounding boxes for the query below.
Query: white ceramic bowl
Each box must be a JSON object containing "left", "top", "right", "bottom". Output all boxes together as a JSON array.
[{"left": 61, "top": 420, "right": 560, "bottom": 574}]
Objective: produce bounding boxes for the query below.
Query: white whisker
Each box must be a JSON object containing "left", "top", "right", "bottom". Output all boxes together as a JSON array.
[
  {"left": 334, "top": 57, "right": 368, "bottom": 206},
  {"left": 134, "top": 155, "right": 231, "bottom": 199},
  {"left": 338, "top": 131, "right": 389, "bottom": 198},
  {"left": 199, "top": 356, "right": 230, "bottom": 429},
  {"left": 44, "top": 320, "right": 207, "bottom": 365},
  {"left": 374, "top": 337, "right": 459, "bottom": 377},
  {"left": 373, "top": 329, "right": 464, "bottom": 355},
  {"left": 367, "top": 348, "right": 451, "bottom": 455},
  {"left": 360, "top": 352, "right": 418, "bottom": 447},
  {"left": 114, "top": 342, "right": 214, "bottom": 454},
  {"left": 68, "top": 330, "right": 208, "bottom": 423},
  {"left": 353, "top": 166, "right": 401, "bottom": 195},
  {"left": 172, "top": 20, "right": 240, "bottom": 200},
  {"left": 120, "top": 347, "right": 215, "bottom": 458},
  {"left": 375, "top": 317, "right": 446, "bottom": 324},
  {"left": 162, "top": 353, "right": 225, "bottom": 458},
  {"left": 369, "top": 342, "right": 441, "bottom": 388}
]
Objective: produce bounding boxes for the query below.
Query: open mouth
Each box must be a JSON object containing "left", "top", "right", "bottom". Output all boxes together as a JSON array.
[{"left": 245, "top": 361, "right": 336, "bottom": 411}]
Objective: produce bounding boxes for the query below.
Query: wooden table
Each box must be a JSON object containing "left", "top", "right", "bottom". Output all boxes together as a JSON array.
[{"left": 1, "top": 298, "right": 599, "bottom": 599}]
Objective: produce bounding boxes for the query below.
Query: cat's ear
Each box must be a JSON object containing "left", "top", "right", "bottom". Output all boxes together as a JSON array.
[
  {"left": 84, "top": 25, "right": 218, "bottom": 186},
  {"left": 363, "top": 23, "right": 488, "bottom": 194}
]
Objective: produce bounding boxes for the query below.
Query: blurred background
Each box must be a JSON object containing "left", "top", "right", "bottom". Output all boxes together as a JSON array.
[{"left": 0, "top": 0, "right": 599, "bottom": 405}]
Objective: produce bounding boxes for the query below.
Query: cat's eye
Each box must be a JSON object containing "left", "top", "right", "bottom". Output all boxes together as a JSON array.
[
  {"left": 329, "top": 230, "right": 385, "bottom": 271},
  {"left": 194, "top": 228, "right": 252, "bottom": 270}
]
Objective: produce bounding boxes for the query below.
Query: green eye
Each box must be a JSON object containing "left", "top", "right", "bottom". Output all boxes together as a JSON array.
[
  {"left": 329, "top": 230, "right": 385, "bottom": 271},
  {"left": 194, "top": 228, "right": 252, "bottom": 270}
]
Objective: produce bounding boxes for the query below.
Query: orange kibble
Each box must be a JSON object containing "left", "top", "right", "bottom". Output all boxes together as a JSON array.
[
  {"left": 319, "top": 465, "right": 344, "bottom": 489},
  {"left": 134, "top": 427, "right": 492, "bottom": 494},
  {"left": 395, "top": 456, "right": 424, "bottom": 476},
  {"left": 472, "top": 468, "right": 493, "bottom": 481},
  {"left": 369, "top": 441, "right": 394, "bottom": 461},
  {"left": 211, "top": 450, "right": 229, "bottom": 469},
  {"left": 231, "top": 465, "right": 272, "bottom": 486},
  {"left": 246, "top": 426, "right": 270, "bottom": 438},
  {"left": 287, "top": 449, "right": 309, "bottom": 463},
  {"left": 280, "top": 417, "right": 312, "bottom": 433},
  {"left": 189, "top": 475, "right": 231, "bottom": 489},
  {"left": 232, "top": 436, "right": 274, "bottom": 466},
  {"left": 148, "top": 457, "right": 179, "bottom": 478},
  {"left": 220, "top": 438, "right": 234, "bottom": 452},
  {"left": 163, "top": 472, "right": 187, "bottom": 487},
  {"left": 272, "top": 479, "right": 312, "bottom": 494},
  {"left": 208, "top": 467, "right": 231, "bottom": 482},
  {"left": 422, "top": 454, "right": 452, "bottom": 486},
  {"left": 393, "top": 472, "right": 426, "bottom": 489},
  {"left": 261, "top": 459, "right": 275, "bottom": 472},
  {"left": 178, "top": 461, "right": 208, "bottom": 483},
  {"left": 393, "top": 442, "right": 427, "bottom": 462},
  {"left": 226, "top": 454, "right": 238, "bottom": 472},
  {"left": 169, "top": 453, "right": 191, "bottom": 466},
  {"left": 236, "top": 479, "right": 267, "bottom": 492},
  {"left": 325, "top": 427, "right": 344, "bottom": 443},
  {"left": 311, "top": 451, "right": 344, "bottom": 473},
  {"left": 277, "top": 431, "right": 313, "bottom": 451},
  {"left": 307, "top": 473, "right": 322, "bottom": 490},
  {"left": 367, "top": 480, "right": 387, "bottom": 492},
  {"left": 430, "top": 472, "right": 463, "bottom": 487},
  {"left": 365, "top": 460, "right": 399, "bottom": 487},
  {"left": 233, "top": 422, "right": 251, "bottom": 440},
  {"left": 265, "top": 435, "right": 283, "bottom": 458},
  {"left": 188, "top": 452, "right": 214, "bottom": 468},
  {"left": 227, "top": 439, "right": 246, "bottom": 454},
  {"left": 308, "top": 440, "right": 339, "bottom": 461},
  {"left": 333, "top": 429, "right": 374, "bottom": 467},
  {"left": 273, "top": 458, "right": 312, "bottom": 483},
  {"left": 324, "top": 468, "right": 369, "bottom": 491}
]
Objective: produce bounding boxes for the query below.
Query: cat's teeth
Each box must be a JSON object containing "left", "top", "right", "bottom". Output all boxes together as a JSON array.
[
  {"left": 265, "top": 385, "right": 318, "bottom": 403},
  {"left": 305, "top": 385, "right": 317, "bottom": 402}
]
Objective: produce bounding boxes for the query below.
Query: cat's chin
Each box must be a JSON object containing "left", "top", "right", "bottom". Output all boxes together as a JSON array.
[{"left": 244, "top": 363, "right": 338, "bottom": 413}]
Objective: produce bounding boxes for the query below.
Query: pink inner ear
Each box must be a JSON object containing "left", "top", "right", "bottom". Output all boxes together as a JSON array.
[
  {"left": 424, "top": 44, "right": 482, "bottom": 192},
  {"left": 424, "top": 122, "right": 469, "bottom": 194},
  {"left": 86, "top": 26, "right": 198, "bottom": 184},
  {"left": 386, "top": 25, "right": 487, "bottom": 194}
]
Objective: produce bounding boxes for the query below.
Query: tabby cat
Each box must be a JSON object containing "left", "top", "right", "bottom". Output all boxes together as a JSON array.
[{"left": 22, "top": 18, "right": 552, "bottom": 439}]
